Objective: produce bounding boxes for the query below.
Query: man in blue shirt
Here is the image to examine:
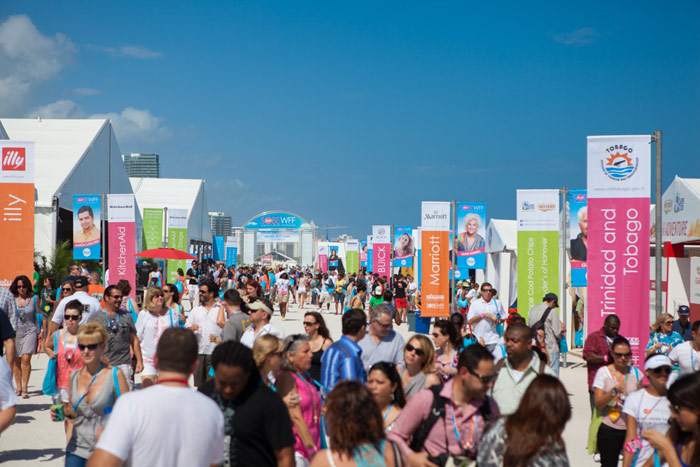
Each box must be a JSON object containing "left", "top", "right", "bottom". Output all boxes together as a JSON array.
[
  {"left": 673, "top": 305, "right": 693, "bottom": 342},
  {"left": 320, "top": 308, "right": 367, "bottom": 396}
]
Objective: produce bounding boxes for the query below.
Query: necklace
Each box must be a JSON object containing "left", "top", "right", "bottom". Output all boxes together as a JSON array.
[
  {"left": 296, "top": 372, "right": 319, "bottom": 424},
  {"left": 63, "top": 330, "right": 78, "bottom": 364},
  {"left": 157, "top": 378, "right": 189, "bottom": 386}
]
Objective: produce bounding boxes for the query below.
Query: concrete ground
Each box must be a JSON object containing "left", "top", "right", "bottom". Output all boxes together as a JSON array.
[{"left": 0, "top": 300, "right": 597, "bottom": 466}]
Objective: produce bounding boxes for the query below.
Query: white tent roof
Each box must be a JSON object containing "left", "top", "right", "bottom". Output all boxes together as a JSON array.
[
  {"left": 485, "top": 219, "right": 517, "bottom": 253},
  {"left": 130, "top": 177, "right": 212, "bottom": 243},
  {"left": 0, "top": 118, "right": 132, "bottom": 208},
  {"left": 650, "top": 176, "right": 700, "bottom": 244}
]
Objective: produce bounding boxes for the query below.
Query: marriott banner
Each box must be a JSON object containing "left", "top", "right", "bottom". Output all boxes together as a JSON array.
[
  {"left": 420, "top": 202, "right": 450, "bottom": 318},
  {"left": 107, "top": 194, "right": 136, "bottom": 294},
  {"left": 587, "top": 135, "right": 651, "bottom": 369},
  {"left": 0, "top": 141, "right": 35, "bottom": 287}
]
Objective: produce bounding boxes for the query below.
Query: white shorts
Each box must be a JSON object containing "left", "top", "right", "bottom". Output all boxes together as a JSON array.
[
  {"left": 319, "top": 292, "right": 332, "bottom": 304},
  {"left": 58, "top": 388, "right": 69, "bottom": 403},
  {"left": 142, "top": 359, "right": 157, "bottom": 377},
  {"left": 298, "top": 287, "right": 307, "bottom": 294}
]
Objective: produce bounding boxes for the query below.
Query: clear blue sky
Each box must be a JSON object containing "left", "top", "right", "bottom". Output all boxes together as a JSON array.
[{"left": 2, "top": 1, "right": 699, "bottom": 237}]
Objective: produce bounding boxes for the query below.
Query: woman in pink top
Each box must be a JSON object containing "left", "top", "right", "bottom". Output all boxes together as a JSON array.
[
  {"left": 277, "top": 334, "right": 322, "bottom": 466},
  {"left": 44, "top": 299, "right": 85, "bottom": 443}
]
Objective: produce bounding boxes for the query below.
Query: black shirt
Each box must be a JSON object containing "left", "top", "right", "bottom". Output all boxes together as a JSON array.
[
  {"left": 186, "top": 268, "right": 200, "bottom": 285},
  {"left": 393, "top": 280, "right": 407, "bottom": 299},
  {"left": 199, "top": 374, "right": 295, "bottom": 467},
  {"left": 0, "top": 310, "right": 16, "bottom": 357},
  {"left": 570, "top": 234, "right": 587, "bottom": 261}
]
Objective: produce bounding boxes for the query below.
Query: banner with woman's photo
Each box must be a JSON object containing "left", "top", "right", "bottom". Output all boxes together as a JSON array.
[
  {"left": 393, "top": 226, "right": 414, "bottom": 267},
  {"left": 568, "top": 190, "right": 588, "bottom": 287},
  {"left": 360, "top": 239, "right": 368, "bottom": 268},
  {"left": 455, "top": 202, "right": 486, "bottom": 269}
]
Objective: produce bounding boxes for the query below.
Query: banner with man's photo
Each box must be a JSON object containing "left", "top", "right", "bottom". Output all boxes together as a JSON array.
[
  {"left": 455, "top": 202, "right": 486, "bottom": 269},
  {"left": 393, "top": 226, "right": 414, "bottom": 267},
  {"left": 568, "top": 190, "right": 588, "bottom": 287},
  {"left": 73, "top": 194, "right": 102, "bottom": 260}
]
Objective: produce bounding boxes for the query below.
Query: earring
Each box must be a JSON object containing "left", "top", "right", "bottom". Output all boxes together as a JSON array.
[{"left": 391, "top": 393, "right": 395, "bottom": 402}]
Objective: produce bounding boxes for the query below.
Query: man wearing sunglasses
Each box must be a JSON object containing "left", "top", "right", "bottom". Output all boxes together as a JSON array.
[
  {"left": 48, "top": 276, "right": 102, "bottom": 338},
  {"left": 467, "top": 282, "right": 505, "bottom": 353},
  {"left": 387, "top": 344, "right": 499, "bottom": 466},
  {"left": 358, "top": 303, "right": 405, "bottom": 369}
]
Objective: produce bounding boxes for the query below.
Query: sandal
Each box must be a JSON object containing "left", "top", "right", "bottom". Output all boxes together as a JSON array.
[{"left": 21, "top": 391, "right": 29, "bottom": 399}]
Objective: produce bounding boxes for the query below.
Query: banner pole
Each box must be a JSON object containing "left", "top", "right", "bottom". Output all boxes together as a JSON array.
[
  {"left": 560, "top": 187, "right": 568, "bottom": 368},
  {"left": 652, "top": 130, "right": 663, "bottom": 319},
  {"left": 451, "top": 200, "right": 456, "bottom": 314},
  {"left": 390, "top": 225, "right": 395, "bottom": 285}
]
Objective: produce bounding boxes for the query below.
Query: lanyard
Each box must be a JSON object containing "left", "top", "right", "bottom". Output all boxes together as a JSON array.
[
  {"left": 383, "top": 403, "right": 393, "bottom": 421},
  {"left": 105, "top": 312, "right": 120, "bottom": 326},
  {"left": 63, "top": 330, "right": 77, "bottom": 363},
  {"left": 157, "top": 378, "right": 189, "bottom": 386},
  {"left": 449, "top": 402, "right": 478, "bottom": 452},
  {"left": 73, "top": 363, "right": 104, "bottom": 412},
  {"left": 637, "top": 391, "right": 664, "bottom": 436},
  {"left": 612, "top": 366, "right": 629, "bottom": 405}
]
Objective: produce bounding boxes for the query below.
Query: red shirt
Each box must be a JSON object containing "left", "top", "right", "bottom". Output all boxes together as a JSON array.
[{"left": 582, "top": 328, "right": 613, "bottom": 391}]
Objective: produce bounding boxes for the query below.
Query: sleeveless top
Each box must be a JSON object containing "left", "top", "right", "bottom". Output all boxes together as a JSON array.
[
  {"left": 310, "top": 347, "right": 324, "bottom": 383},
  {"left": 675, "top": 443, "right": 690, "bottom": 467},
  {"left": 66, "top": 368, "right": 117, "bottom": 459},
  {"left": 325, "top": 440, "right": 386, "bottom": 467},
  {"left": 56, "top": 330, "right": 84, "bottom": 389},
  {"left": 400, "top": 368, "right": 427, "bottom": 400},
  {"left": 283, "top": 370, "right": 321, "bottom": 459}
]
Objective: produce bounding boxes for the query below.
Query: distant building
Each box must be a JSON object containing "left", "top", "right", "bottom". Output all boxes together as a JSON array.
[
  {"left": 209, "top": 212, "right": 232, "bottom": 236},
  {"left": 122, "top": 153, "right": 160, "bottom": 178}
]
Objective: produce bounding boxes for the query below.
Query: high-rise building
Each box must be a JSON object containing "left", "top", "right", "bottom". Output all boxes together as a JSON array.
[
  {"left": 209, "top": 212, "right": 232, "bottom": 236},
  {"left": 122, "top": 153, "right": 160, "bottom": 178}
]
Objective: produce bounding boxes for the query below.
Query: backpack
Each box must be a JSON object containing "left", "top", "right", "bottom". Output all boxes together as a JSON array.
[
  {"left": 530, "top": 306, "right": 553, "bottom": 335},
  {"left": 409, "top": 383, "right": 493, "bottom": 453}
]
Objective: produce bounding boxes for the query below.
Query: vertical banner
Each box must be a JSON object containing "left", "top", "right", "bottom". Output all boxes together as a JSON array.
[
  {"left": 143, "top": 208, "right": 164, "bottom": 250},
  {"left": 690, "top": 257, "right": 700, "bottom": 321},
  {"left": 367, "top": 236, "right": 374, "bottom": 273},
  {"left": 420, "top": 202, "right": 450, "bottom": 318},
  {"left": 587, "top": 135, "right": 651, "bottom": 368},
  {"left": 167, "top": 209, "right": 188, "bottom": 283},
  {"left": 318, "top": 244, "right": 328, "bottom": 273},
  {"left": 329, "top": 245, "right": 339, "bottom": 270},
  {"left": 455, "top": 203, "right": 486, "bottom": 269},
  {"left": 73, "top": 194, "right": 102, "bottom": 260},
  {"left": 346, "top": 239, "right": 359, "bottom": 274},
  {"left": 212, "top": 236, "right": 225, "bottom": 262},
  {"left": 568, "top": 190, "right": 588, "bottom": 286},
  {"left": 360, "top": 239, "right": 368, "bottom": 267},
  {"left": 0, "top": 141, "right": 35, "bottom": 287},
  {"left": 516, "top": 190, "right": 560, "bottom": 318},
  {"left": 225, "top": 237, "right": 238, "bottom": 268},
  {"left": 415, "top": 228, "right": 422, "bottom": 288},
  {"left": 372, "top": 226, "right": 391, "bottom": 280},
  {"left": 393, "top": 226, "right": 414, "bottom": 267},
  {"left": 107, "top": 194, "right": 136, "bottom": 293}
]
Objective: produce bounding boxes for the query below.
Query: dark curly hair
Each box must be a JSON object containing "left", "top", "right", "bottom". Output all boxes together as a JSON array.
[{"left": 10, "top": 275, "right": 33, "bottom": 298}]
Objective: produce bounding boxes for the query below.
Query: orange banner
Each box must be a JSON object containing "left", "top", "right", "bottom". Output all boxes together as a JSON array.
[{"left": 420, "top": 230, "right": 450, "bottom": 317}]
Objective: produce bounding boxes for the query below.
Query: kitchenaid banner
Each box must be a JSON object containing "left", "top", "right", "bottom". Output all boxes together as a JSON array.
[{"left": 107, "top": 194, "right": 136, "bottom": 289}]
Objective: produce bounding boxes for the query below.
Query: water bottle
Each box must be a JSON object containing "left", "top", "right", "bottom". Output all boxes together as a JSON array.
[
  {"left": 51, "top": 394, "right": 64, "bottom": 422},
  {"left": 101, "top": 406, "right": 112, "bottom": 428}
]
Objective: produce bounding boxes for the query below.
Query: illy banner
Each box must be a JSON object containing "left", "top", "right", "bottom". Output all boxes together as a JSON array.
[
  {"left": 372, "top": 226, "right": 391, "bottom": 280},
  {"left": 107, "top": 194, "right": 136, "bottom": 293},
  {"left": 420, "top": 202, "right": 450, "bottom": 318},
  {"left": 167, "top": 209, "right": 188, "bottom": 283},
  {"left": 516, "top": 190, "right": 560, "bottom": 318},
  {"left": 0, "top": 141, "right": 35, "bottom": 287},
  {"left": 587, "top": 135, "right": 651, "bottom": 368}
]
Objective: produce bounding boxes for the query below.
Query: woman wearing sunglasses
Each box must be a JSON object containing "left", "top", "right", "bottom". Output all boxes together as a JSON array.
[
  {"left": 646, "top": 313, "right": 683, "bottom": 359},
  {"left": 642, "top": 373, "right": 700, "bottom": 467},
  {"left": 55, "top": 280, "right": 75, "bottom": 312},
  {"left": 621, "top": 354, "right": 673, "bottom": 467},
  {"left": 590, "top": 336, "right": 644, "bottom": 467},
  {"left": 433, "top": 320, "right": 462, "bottom": 383},
  {"left": 163, "top": 283, "right": 186, "bottom": 327},
  {"left": 398, "top": 334, "right": 440, "bottom": 400},
  {"left": 9, "top": 275, "right": 38, "bottom": 399},
  {"left": 303, "top": 311, "right": 333, "bottom": 384},
  {"left": 136, "top": 287, "right": 180, "bottom": 388},
  {"left": 51, "top": 322, "right": 129, "bottom": 467}
]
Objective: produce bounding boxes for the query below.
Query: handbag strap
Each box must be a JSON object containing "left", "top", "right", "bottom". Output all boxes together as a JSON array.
[{"left": 113, "top": 367, "right": 121, "bottom": 399}]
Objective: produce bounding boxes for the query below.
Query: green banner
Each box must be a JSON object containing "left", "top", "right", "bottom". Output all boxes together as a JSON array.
[
  {"left": 143, "top": 208, "right": 163, "bottom": 250},
  {"left": 346, "top": 251, "right": 358, "bottom": 274},
  {"left": 516, "top": 230, "right": 559, "bottom": 317},
  {"left": 167, "top": 228, "right": 187, "bottom": 283}
]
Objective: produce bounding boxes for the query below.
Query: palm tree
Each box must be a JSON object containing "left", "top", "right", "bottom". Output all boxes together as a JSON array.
[{"left": 34, "top": 240, "right": 73, "bottom": 285}]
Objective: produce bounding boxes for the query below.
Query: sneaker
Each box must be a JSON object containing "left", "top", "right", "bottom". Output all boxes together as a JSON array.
[{"left": 593, "top": 452, "right": 601, "bottom": 463}]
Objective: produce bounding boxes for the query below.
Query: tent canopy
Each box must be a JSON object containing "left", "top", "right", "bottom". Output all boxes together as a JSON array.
[
  {"left": 485, "top": 219, "right": 517, "bottom": 253},
  {"left": 650, "top": 176, "right": 700, "bottom": 244}
]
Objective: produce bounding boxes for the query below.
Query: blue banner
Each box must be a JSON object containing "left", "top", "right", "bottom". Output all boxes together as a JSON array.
[
  {"left": 455, "top": 202, "right": 486, "bottom": 269},
  {"left": 73, "top": 194, "right": 102, "bottom": 260},
  {"left": 569, "top": 190, "right": 587, "bottom": 287},
  {"left": 213, "top": 236, "right": 225, "bottom": 262},
  {"left": 360, "top": 239, "right": 368, "bottom": 267},
  {"left": 393, "top": 226, "right": 414, "bottom": 267},
  {"left": 226, "top": 247, "right": 238, "bottom": 267}
]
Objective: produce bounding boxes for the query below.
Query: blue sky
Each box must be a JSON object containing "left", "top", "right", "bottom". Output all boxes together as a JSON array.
[{"left": 1, "top": 1, "right": 699, "bottom": 238}]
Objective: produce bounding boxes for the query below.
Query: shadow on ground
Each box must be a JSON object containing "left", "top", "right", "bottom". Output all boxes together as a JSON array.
[{"left": 0, "top": 448, "right": 64, "bottom": 462}]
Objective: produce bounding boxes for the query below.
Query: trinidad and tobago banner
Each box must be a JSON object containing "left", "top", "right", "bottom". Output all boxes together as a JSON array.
[{"left": 587, "top": 135, "right": 651, "bottom": 369}]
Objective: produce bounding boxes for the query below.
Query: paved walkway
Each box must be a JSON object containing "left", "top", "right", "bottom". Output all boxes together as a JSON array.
[{"left": 0, "top": 301, "right": 596, "bottom": 466}]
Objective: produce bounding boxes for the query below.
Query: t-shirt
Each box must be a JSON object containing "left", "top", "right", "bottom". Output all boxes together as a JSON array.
[
  {"left": 222, "top": 312, "right": 250, "bottom": 343},
  {"left": 369, "top": 296, "right": 384, "bottom": 309},
  {"left": 186, "top": 268, "right": 200, "bottom": 285},
  {"left": 199, "top": 376, "right": 295, "bottom": 467},
  {"left": 668, "top": 341, "right": 700, "bottom": 377},
  {"left": 622, "top": 389, "right": 671, "bottom": 467},
  {"left": 88, "top": 311, "right": 136, "bottom": 366},
  {"left": 88, "top": 284, "right": 105, "bottom": 302},
  {"left": 467, "top": 298, "right": 504, "bottom": 346},
  {"left": 185, "top": 304, "right": 223, "bottom": 355},
  {"left": 240, "top": 324, "right": 284, "bottom": 349},
  {"left": 0, "top": 357, "right": 18, "bottom": 410},
  {"left": 393, "top": 280, "right": 407, "bottom": 299},
  {"left": 51, "top": 291, "right": 102, "bottom": 325},
  {"left": 592, "top": 365, "right": 642, "bottom": 430},
  {"left": 96, "top": 385, "right": 225, "bottom": 466}
]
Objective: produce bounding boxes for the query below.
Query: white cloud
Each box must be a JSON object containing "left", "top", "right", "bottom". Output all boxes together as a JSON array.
[
  {"left": 0, "top": 14, "right": 76, "bottom": 114},
  {"left": 90, "top": 107, "right": 171, "bottom": 142},
  {"left": 86, "top": 44, "right": 162, "bottom": 59},
  {"left": 553, "top": 27, "right": 598, "bottom": 46},
  {"left": 27, "top": 99, "right": 84, "bottom": 119}
]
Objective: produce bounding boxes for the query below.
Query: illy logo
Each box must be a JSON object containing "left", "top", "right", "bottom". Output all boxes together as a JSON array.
[{"left": 2, "top": 148, "right": 26, "bottom": 171}]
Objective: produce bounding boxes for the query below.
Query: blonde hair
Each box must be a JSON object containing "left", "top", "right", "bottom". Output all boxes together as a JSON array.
[
  {"left": 406, "top": 334, "right": 436, "bottom": 373},
  {"left": 77, "top": 322, "right": 109, "bottom": 347},
  {"left": 252, "top": 334, "right": 283, "bottom": 368},
  {"left": 144, "top": 286, "right": 165, "bottom": 312},
  {"left": 651, "top": 313, "right": 674, "bottom": 334}
]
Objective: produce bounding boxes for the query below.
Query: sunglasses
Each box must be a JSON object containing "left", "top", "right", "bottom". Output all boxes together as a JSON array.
[
  {"left": 109, "top": 295, "right": 123, "bottom": 300},
  {"left": 481, "top": 289, "right": 492, "bottom": 293},
  {"left": 17, "top": 285, "right": 27, "bottom": 289},
  {"left": 664, "top": 321, "right": 673, "bottom": 325},
  {"left": 432, "top": 332, "right": 444, "bottom": 338},
  {"left": 65, "top": 315, "right": 81, "bottom": 321},
  {"left": 468, "top": 368, "right": 498, "bottom": 384},
  {"left": 613, "top": 352, "right": 632, "bottom": 358},
  {"left": 302, "top": 321, "right": 317, "bottom": 327},
  {"left": 78, "top": 342, "right": 102, "bottom": 351},
  {"left": 152, "top": 294, "right": 164, "bottom": 299},
  {"left": 651, "top": 366, "right": 671, "bottom": 376},
  {"left": 405, "top": 343, "right": 425, "bottom": 357},
  {"left": 62, "top": 288, "right": 73, "bottom": 292}
]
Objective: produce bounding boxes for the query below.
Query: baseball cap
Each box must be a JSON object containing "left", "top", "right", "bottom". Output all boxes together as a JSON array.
[
  {"left": 644, "top": 354, "right": 672, "bottom": 371},
  {"left": 74, "top": 276, "right": 88, "bottom": 288},
  {"left": 374, "top": 286, "right": 383, "bottom": 295},
  {"left": 543, "top": 293, "right": 558, "bottom": 305},
  {"left": 679, "top": 305, "right": 690, "bottom": 315}
]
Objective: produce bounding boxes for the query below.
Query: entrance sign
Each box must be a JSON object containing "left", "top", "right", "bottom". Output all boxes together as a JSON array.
[
  {"left": 587, "top": 135, "right": 651, "bottom": 369},
  {"left": 420, "top": 202, "right": 450, "bottom": 318},
  {"left": 107, "top": 194, "right": 136, "bottom": 290}
]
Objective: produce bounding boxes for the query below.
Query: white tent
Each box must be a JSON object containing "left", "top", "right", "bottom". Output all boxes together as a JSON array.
[
  {"left": 484, "top": 219, "right": 517, "bottom": 307},
  {"left": 129, "top": 177, "right": 212, "bottom": 246},
  {"left": 0, "top": 118, "right": 139, "bottom": 257},
  {"left": 650, "top": 176, "right": 700, "bottom": 245}
]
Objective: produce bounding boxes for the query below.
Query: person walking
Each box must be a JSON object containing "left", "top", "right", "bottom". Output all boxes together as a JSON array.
[
  {"left": 0, "top": 356, "right": 17, "bottom": 436},
  {"left": 9, "top": 275, "right": 38, "bottom": 399},
  {"left": 115, "top": 280, "right": 139, "bottom": 324},
  {"left": 89, "top": 328, "right": 225, "bottom": 467},
  {"left": 320, "top": 309, "right": 367, "bottom": 396},
  {"left": 398, "top": 334, "right": 441, "bottom": 400},
  {"left": 0, "top": 288, "right": 17, "bottom": 368},
  {"left": 646, "top": 313, "right": 684, "bottom": 359},
  {"left": 477, "top": 374, "right": 572, "bottom": 467},
  {"left": 527, "top": 293, "right": 564, "bottom": 375},
  {"left": 240, "top": 298, "right": 283, "bottom": 349},
  {"left": 303, "top": 311, "right": 332, "bottom": 383},
  {"left": 358, "top": 303, "right": 405, "bottom": 370},
  {"left": 254, "top": 334, "right": 285, "bottom": 390},
  {"left": 164, "top": 283, "right": 186, "bottom": 327},
  {"left": 367, "top": 362, "right": 405, "bottom": 432},
  {"left": 348, "top": 283, "right": 367, "bottom": 310},
  {"left": 467, "top": 282, "right": 504, "bottom": 353},
  {"left": 584, "top": 315, "right": 621, "bottom": 416},
  {"left": 185, "top": 280, "right": 223, "bottom": 387},
  {"left": 49, "top": 276, "right": 102, "bottom": 336},
  {"left": 186, "top": 260, "right": 201, "bottom": 309},
  {"left": 433, "top": 319, "right": 461, "bottom": 383},
  {"left": 392, "top": 274, "right": 408, "bottom": 326},
  {"left": 222, "top": 289, "right": 250, "bottom": 343},
  {"left": 669, "top": 320, "right": 700, "bottom": 377},
  {"left": 136, "top": 287, "right": 180, "bottom": 387},
  {"left": 672, "top": 305, "right": 693, "bottom": 342}
]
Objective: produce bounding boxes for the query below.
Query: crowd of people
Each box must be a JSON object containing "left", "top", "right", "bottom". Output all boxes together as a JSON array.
[{"left": 0, "top": 261, "right": 699, "bottom": 467}]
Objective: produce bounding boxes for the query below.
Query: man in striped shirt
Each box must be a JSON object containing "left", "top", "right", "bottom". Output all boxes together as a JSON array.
[{"left": 320, "top": 308, "right": 367, "bottom": 396}]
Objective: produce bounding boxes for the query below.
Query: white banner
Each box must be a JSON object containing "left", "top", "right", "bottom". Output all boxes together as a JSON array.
[
  {"left": 346, "top": 239, "right": 359, "bottom": 252},
  {"left": 587, "top": 135, "right": 652, "bottom": 199},
  {"left": 167, "top": 208, "right": 188, "bottom": 229},
  {"left": 0, "top": 140, "right": 35, "bottom": 183},
  {"left": 516, "top": 190, "right": 560, "bottom": 232},
  {"left": 367, "top": 235, "right": 373, "bottom": 249},
  {"left": 372, "top": 225, "right": 391, "bottom": 244},
  {"left": 225, "top": 236, "right": 238, "bottom": 249},
  {"left": 421, "top": 202, "right": 450, "bottom": 231},
  {"left": 691, "top": 257, "right": 700, "bottom": 316},
  {"left": 107, "top": 194, "right": 135, "bottom": 222},
  {"left": 318, "top": 244, "right": 328, "bottom": 256},
  {"left": 256, "top": 231, "right": 299, "bottom": 243}
]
